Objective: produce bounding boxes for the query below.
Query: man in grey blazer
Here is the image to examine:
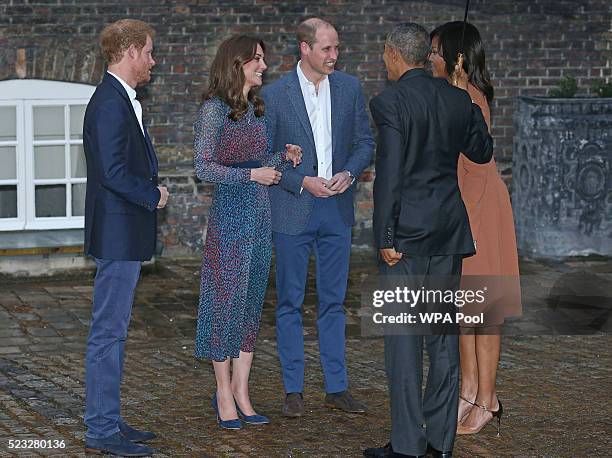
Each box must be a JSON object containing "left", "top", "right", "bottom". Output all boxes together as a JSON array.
[{"left": 262, "top": 18, "right": 374, "bottom": 417}]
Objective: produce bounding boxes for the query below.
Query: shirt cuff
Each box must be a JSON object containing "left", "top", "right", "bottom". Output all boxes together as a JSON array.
[{"left": 344, "top": 170, "right": 356, "bottom": 184}]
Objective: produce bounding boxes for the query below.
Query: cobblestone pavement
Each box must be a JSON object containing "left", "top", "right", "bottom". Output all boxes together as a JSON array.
[{"left": 0, "top": 254, "right": 610, "bottom": 457}]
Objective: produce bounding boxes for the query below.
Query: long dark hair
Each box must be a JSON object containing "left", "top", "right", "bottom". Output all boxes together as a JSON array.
[
  {"left": 431, "top": 21, "right": 494, "bottom": 104},
  {"left": 204, "top": 35, "right": 265, "bottom": 120}
]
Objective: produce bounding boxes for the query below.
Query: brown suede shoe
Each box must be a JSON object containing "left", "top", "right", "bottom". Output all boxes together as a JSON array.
[
  {"left": 324, "top": 390, "right": 367, "bottom": 413},
  {"left": 282, "top": 392, "right": 304, "bottom": 417}
]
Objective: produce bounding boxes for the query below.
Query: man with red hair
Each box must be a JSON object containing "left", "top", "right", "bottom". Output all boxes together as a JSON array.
[{"left": 83, "top": 19, "right": 168, "bottom": 457}]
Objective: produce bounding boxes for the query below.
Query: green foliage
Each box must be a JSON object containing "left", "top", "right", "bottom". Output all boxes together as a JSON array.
[
  {"left": 549, "top": 76, "right": 578, "bottom": 98},
  {"left": 591, "top": 80, "right": 612, "bottom": 98}
]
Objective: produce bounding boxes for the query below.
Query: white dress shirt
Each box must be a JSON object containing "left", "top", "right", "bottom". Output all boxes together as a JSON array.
[
  {"left": 107, "top": 71, "right": 145, "bottom": 135},
  {"left": 296, "top": 61, "right": 333, "bottom": 180}
]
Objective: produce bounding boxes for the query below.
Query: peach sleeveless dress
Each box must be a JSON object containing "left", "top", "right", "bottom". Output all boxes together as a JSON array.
[{"left": 458, "top": 85, "right": 522, "bottom": 325}]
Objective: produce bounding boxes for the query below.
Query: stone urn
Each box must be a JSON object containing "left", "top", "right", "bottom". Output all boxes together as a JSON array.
[{"left": 512, "top": 96, "right": 612, "bottom": 258}]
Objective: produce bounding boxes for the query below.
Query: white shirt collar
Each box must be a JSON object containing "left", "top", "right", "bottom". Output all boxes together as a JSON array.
[
  {"left": 107, "top": 70, "right": 137, "bottom": 101},
  {"left": 296, "top": 61, "right": 327, "bottom": 88}
]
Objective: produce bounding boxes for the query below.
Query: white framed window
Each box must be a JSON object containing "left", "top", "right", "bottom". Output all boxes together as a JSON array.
[
  {"left": 0, "top": 102, "right": 25, "bottom": 230},
  {"left": 0, "top": 80, "right": 95, "bottom": 231}
]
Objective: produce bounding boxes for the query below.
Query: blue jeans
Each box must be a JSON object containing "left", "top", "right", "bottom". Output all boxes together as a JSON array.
[
  {"left": 273, "top": 197, "right": 351, "bottom": 394},
  {"left": 84, "top": 258, "right": 141, "bottom": 439}
]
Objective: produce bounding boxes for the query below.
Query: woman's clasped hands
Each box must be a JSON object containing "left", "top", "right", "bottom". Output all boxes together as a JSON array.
[
  {"left": 250, "top": 167, "right": 281, "bottom": 186},
  {"left": 250, "top": 143, "right": 302, "bottom": 186}
]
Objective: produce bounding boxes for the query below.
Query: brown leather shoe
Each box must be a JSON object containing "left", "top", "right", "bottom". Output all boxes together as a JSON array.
[
  {"left": 282, "top": 392, "right": 304, "bottom": 417},
  {"left": 324, "top": 390, "right": 367, "bottom": 413}
]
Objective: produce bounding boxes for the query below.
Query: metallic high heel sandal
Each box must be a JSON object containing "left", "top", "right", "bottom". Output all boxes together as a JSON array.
[
  {"left": 457, "top": 397, "right": 503, "bottom": 436},
  {"left": 458, "top": 395, "right": 476, "bottom": 423}
]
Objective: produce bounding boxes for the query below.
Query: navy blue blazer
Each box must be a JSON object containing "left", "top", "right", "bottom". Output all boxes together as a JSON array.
[
  {"left": 262, "top": 69, "right": 375, "bottom": 235},
  {"left": 83, "top": 73, "right": 161, "bottom": 261}
]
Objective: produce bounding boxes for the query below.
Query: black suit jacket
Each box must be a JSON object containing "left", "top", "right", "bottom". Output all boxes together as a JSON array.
[
  {"left": 370, "top": 68, "right": 493, "bottom": 256},
  {"left": 83, "top": 73, "right": 161, "bottom": 261}
]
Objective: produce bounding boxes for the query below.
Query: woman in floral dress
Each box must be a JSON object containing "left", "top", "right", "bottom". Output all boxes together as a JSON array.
[{"left": 193, "top": 35, "right": 301, "bottom": 429}]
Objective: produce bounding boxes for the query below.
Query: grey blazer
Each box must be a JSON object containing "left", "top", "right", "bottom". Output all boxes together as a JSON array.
[{"left": 262, "top": 68, "right": 374, "bottom": 235}]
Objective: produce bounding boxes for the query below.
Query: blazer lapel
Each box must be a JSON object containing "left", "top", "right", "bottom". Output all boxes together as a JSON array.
[
  {"left": 285, "top": 71, "right": 316, "bottom": 151},
  {"left": 104, "top": 73, "right": 144, "bottom": 137},
  {"left": 104, "top": 73, "right": 155, "bottom": 172},
  {"left": 329, "top": 73, "right": 342, "bottom": 157}
]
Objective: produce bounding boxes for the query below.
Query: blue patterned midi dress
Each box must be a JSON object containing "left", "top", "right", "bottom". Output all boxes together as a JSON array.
[{"left": 194, "top": 96, "right": 286, "bottom": 361}]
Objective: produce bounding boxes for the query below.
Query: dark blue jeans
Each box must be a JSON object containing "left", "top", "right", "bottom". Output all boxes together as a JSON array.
[
  {"left": 85, "top": 258, "right": 141, "bottom": 439},
  {"left": 273, "top": 197, "right": 351, "bottom": 394}
]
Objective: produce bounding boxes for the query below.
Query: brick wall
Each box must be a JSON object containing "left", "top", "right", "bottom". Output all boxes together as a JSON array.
[{"left": 1, "top": 0, "right": 610, "bottom": 255}]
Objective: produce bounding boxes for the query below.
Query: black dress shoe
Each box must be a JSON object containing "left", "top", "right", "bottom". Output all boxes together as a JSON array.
[
  {"left": 364, "top": 442, "right": 424, "bottom": 457},
  {"left": 430, "top": 452, "right": 452, "bottom": 458},
  {"left": 426, "top": 444, "right": 452, "bottom": 457}
]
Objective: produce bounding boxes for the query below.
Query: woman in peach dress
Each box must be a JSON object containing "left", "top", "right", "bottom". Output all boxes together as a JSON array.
[{"left": 430, "top": 21, "right": 521, "bottom": 436}]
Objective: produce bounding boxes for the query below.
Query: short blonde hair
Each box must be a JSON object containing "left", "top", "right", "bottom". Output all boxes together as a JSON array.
[{"left": 100, "top": 19, "right": 155, "bottom": 65}]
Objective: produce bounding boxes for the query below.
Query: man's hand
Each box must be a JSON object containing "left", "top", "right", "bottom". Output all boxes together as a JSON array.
[
  {"left": 327, "top": 171, "right": 353, "bottom": 193},
  {"left": 251, "top": 167, "right": 282, "bottom": 186},
  {"left": 157, "top": 186, "right": 169, "bottom": 209},
  {"left": 380, "top": 248, "right": 402, "bottom": 267},
  {"left": 302, "top": 176, "right": 337, "bottom": 197},
  {"left": 285, "top": 143, "right": 302, "bottom": 168}
]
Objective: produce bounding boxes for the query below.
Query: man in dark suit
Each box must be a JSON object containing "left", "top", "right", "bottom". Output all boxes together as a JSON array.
[
  {"left": 262, "top": 18, "right": 374, "bottom": 417},
  {"left": 82, "top": 19, "right": 168, "bottom": 457},
  {"left": 364, "top": 23, "right": 493, "bottom": 458}
]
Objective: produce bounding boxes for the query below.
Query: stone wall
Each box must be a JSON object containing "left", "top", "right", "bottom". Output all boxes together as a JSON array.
[
  {"left": 513, "top": 97, "right": 612, "bottom": 258},
  {"left": 1, "top": 0, "right": 610, "bottom": 255}
]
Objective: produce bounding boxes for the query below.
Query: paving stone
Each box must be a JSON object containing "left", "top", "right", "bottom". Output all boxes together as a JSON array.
[
  {"left": 0, "top": 348, "right": 21, "bottom": 355},
  {"left": 0, "top": 256, "right": 610, "bottom": 456}
]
